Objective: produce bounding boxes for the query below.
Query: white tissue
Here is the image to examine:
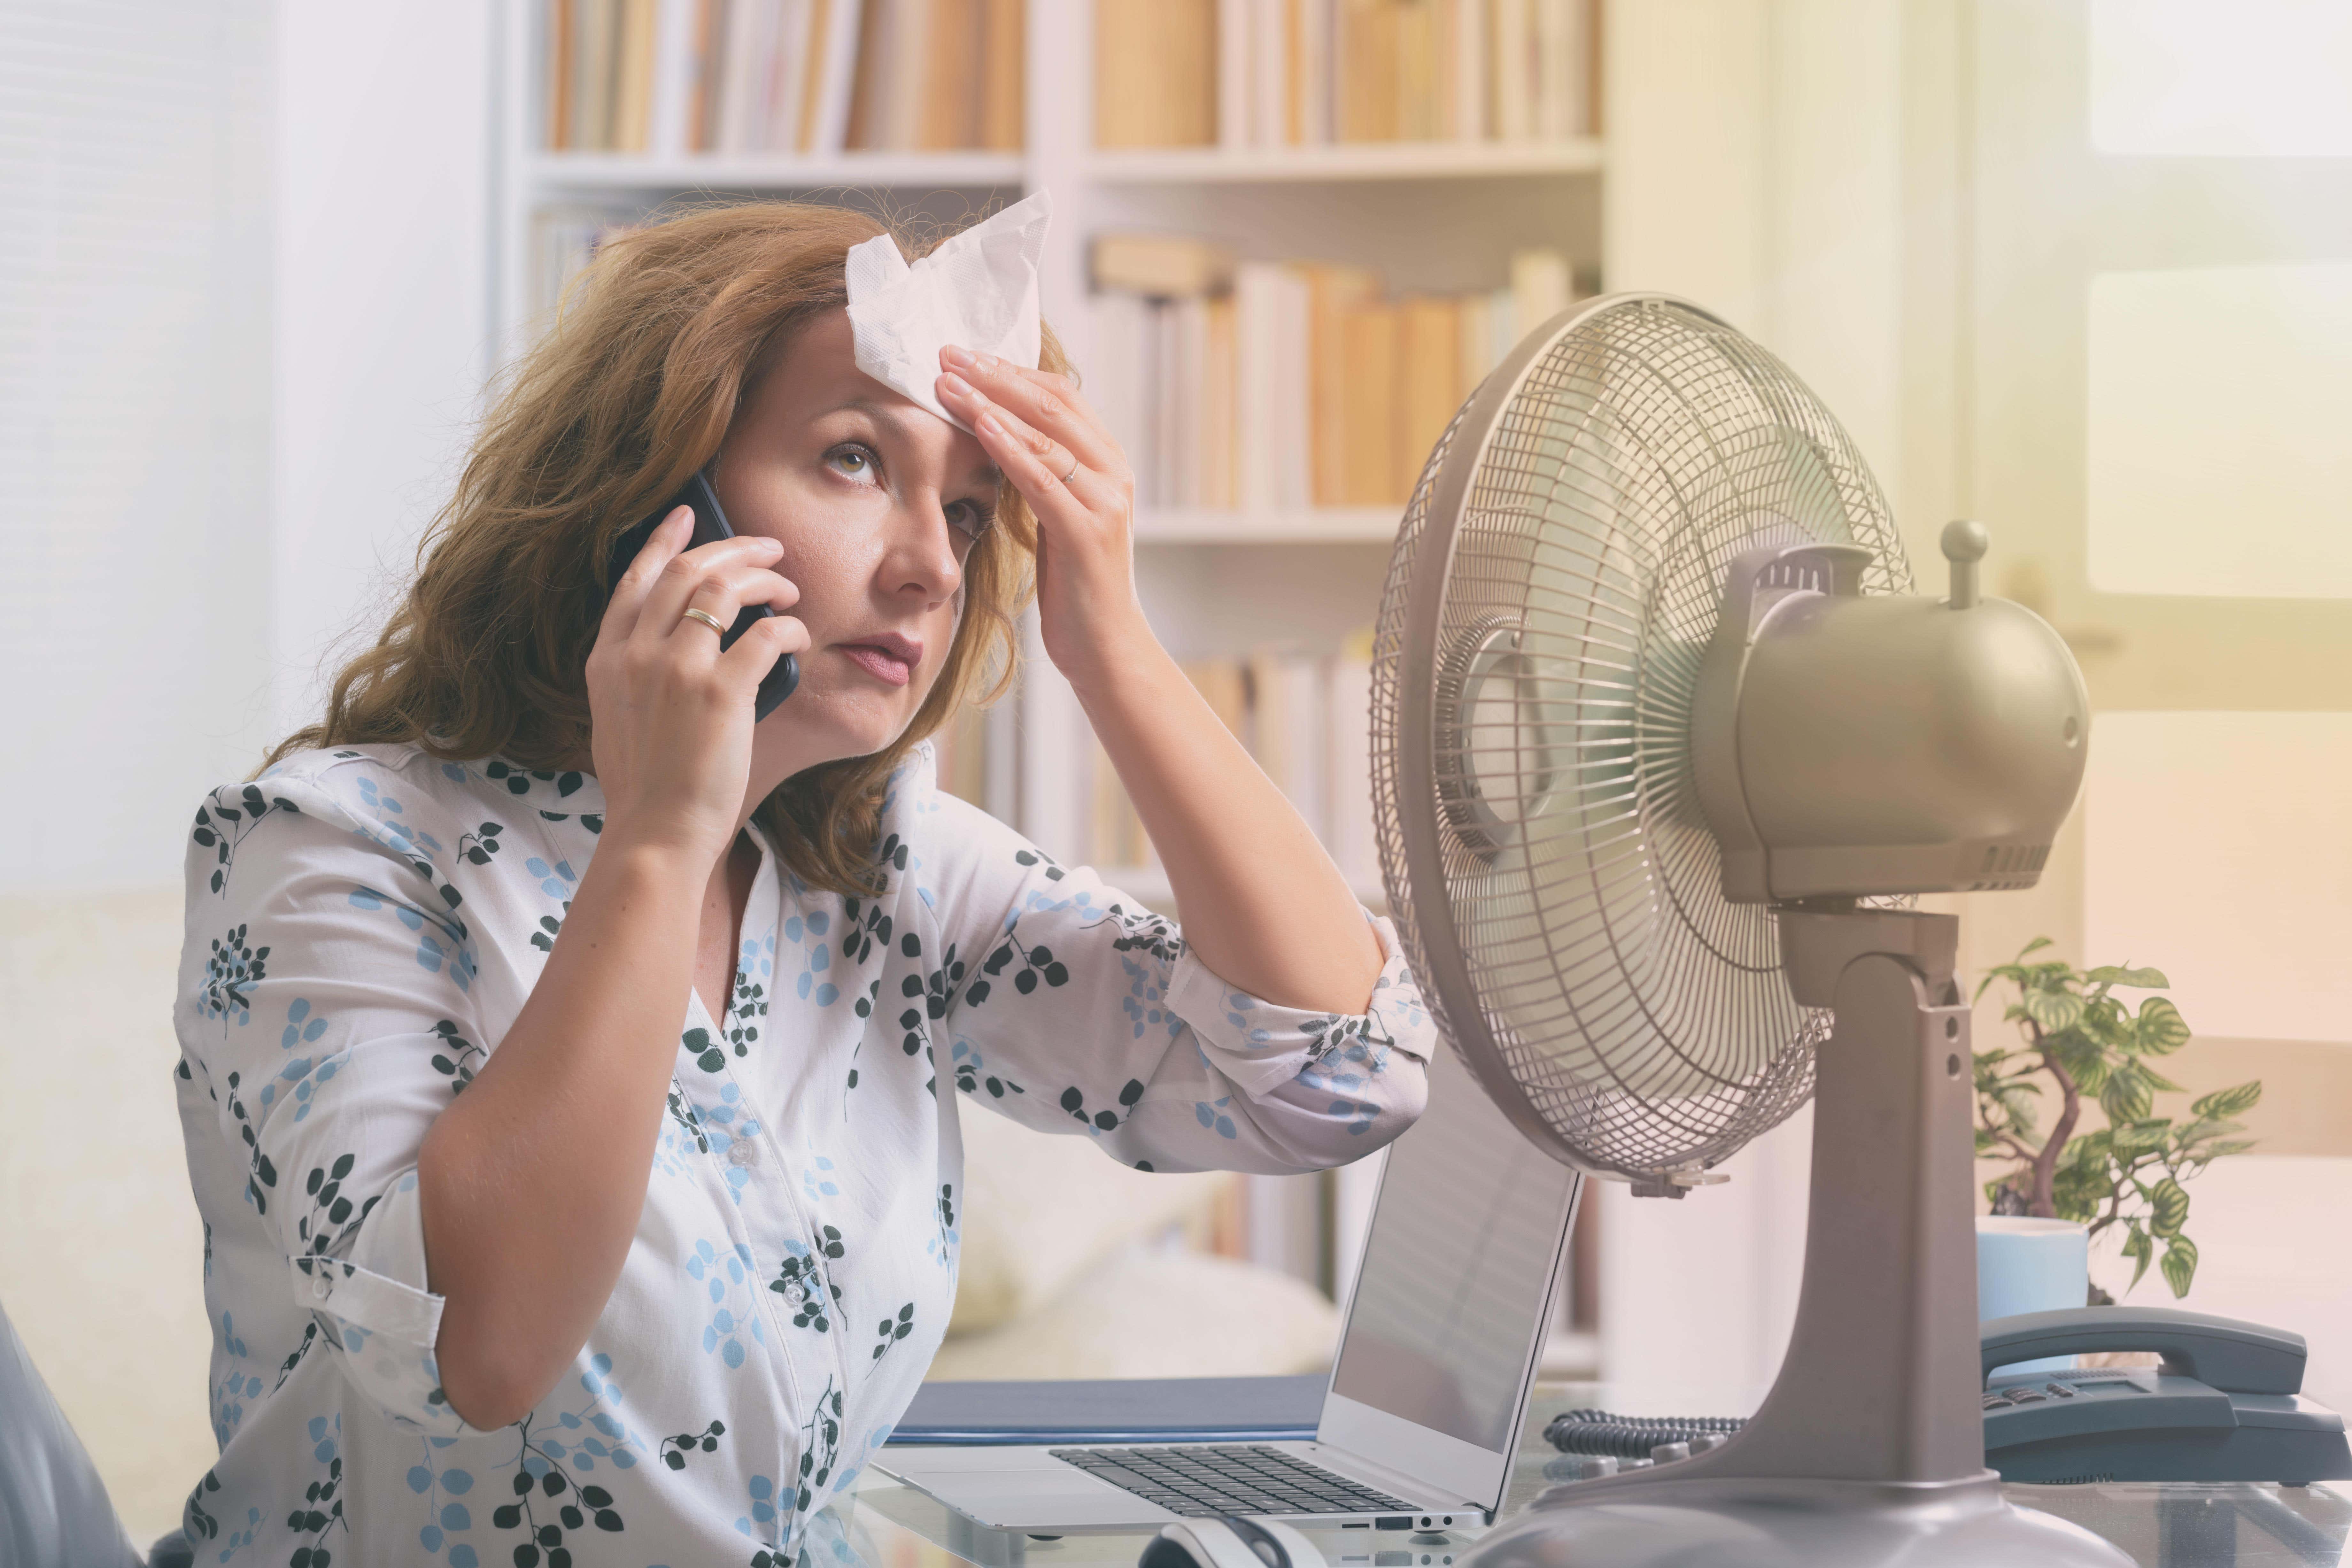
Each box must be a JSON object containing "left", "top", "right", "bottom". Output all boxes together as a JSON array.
[{"left": 845, "top": 190, "right": 1053, "bottom": 434}]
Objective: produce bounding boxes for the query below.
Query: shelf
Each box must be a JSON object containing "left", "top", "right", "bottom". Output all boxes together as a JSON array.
[
  {"left": 1136, "top": 507, "right": 1402, "bottom": 544},
  {"left": 525, "top": 151, "right": 1028, "bottom": 193},
  {"left": 1088, "top": 138, "right": 1603, "bottom": 184}
]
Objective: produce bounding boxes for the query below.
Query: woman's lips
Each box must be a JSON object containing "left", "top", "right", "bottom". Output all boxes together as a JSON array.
[{"left": 840, "top": 644, "right": 912, "bottom": 687}]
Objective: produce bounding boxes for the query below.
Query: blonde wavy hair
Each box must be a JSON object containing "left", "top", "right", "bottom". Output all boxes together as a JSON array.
[{"left": 265, "top": 199, "right": 1055, "bottom": 895}]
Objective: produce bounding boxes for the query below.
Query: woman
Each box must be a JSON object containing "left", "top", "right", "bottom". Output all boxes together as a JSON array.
[{"left": 172, "top": 200, "right": 1431, "bottom": 1567}]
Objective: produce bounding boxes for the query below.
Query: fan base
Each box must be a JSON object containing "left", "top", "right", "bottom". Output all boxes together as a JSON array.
[{"left": 1459, "top": 1472, "right": 2132, "bottom": 1568}]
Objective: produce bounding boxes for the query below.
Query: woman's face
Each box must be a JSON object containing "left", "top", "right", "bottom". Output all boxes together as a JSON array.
[{"left": 712, "top": 308, "right": 1000, "bottom": 779}]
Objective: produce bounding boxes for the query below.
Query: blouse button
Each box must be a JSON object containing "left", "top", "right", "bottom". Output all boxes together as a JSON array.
[
  {"left": 311, "top": 1273, "right": 332, "bottom": 1302},
  {"left": 784, "top": 1281, "right": 810, "bottom": 1305},
  {"left": 728, "top": 1139, "right": 760, "bottom": 1169}
]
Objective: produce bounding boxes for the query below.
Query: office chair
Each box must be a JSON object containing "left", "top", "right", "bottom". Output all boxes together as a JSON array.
[{"left": 0, "top": 1294, "right": 183, "bottom": 1567}]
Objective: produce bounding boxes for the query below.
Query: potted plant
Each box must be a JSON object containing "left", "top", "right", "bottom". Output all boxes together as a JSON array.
[{"left": 1972, "top": 939, "right": 2261, "bottom": 1300}]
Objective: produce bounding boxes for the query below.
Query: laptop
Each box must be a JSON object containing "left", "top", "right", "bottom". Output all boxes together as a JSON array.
[{"left": 876, "top": 1047, "right": 1583, "bottom": 1533}]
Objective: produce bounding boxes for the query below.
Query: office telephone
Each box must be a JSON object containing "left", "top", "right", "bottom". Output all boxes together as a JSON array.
[
  {"left": 1980, "top": 1306, "right": 2351, "bottom": 1485},
  {"left": 604, "top": 468, "right": 800, "bottom": 720},
  {"left": 1545, "top": 1307, "right": 2351, "bottom": 1486}
]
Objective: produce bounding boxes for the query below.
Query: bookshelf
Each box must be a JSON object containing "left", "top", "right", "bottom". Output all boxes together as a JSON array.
[{"left": 493, "top": 0, "right": 1603, "bottom": 1313}]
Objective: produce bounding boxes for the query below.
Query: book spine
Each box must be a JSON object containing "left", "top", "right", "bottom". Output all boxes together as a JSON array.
[
  {"left": 547, "top": 0, "right": 576, "bottom": 150},
  {"left": 1217, "top": 0, "right": 1251, "bottom": 148},
  {"left": 1251, "top": 0, "right": 1287, "bottom": 148},
  {"left": 615, "top": 0, "right": 659, "bottom": 151},
  {"left": 1450, "top": 0, "right": 1484, "bottom": 140},
  {"left": 764, "top": 0, "right": 813, "bottom": 151},
  {"left": 1299, "top": 0, "right": 1332, "bottom": 144},
  {"left": 1491, "top": 0, "right": 1528, "bottom": 141},
  {"left": 978, "top": 0, "right": 1025, "bottom": 150},
  {"left": 1234, "top": 263, "right": 1281, "bottom": 512},
  {"left": 809, "top": 0, "right": 864, "bottom": 151}
]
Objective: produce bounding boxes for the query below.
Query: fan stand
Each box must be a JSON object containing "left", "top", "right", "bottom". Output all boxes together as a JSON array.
[{"left": 1459, "top": 907, "right": 2135, "bottom": 1568}]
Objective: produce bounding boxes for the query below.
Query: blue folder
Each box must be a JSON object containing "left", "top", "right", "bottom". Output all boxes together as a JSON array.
[{"left": 888, "top": 1375, "right": 1325, "bottom": 1446}]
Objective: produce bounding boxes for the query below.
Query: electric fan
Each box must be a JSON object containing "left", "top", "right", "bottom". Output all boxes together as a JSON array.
[{"left": 1370, "top": 295, "right": 2125, "bottom": 1567}]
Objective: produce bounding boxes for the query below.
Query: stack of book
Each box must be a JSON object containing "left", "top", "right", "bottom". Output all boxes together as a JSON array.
[
  {"left": 1087, "top": 234, "right": 1580, "bottom": 510},
  {"left": 1097, "top": 0, "right": 1598, "bottom": 150},
  {"left": 542, "top": 0, "right": 1024, "bottom": 156},
  {"left": 1091, "top": 638, "right": 1379, "bottom": 895}
]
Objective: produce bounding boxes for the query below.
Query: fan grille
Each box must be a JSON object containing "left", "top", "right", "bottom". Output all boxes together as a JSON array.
[{"left": 1371, "top": 297, "right": 1913, "bottom": 1180}]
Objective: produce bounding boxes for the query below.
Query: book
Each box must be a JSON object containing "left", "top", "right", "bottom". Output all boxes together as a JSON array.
[
  {"left": 1089, "top": 290, "right": 1157, "bottom": 503},
  {"left": 717, "top": 0, "right": 770, "bottom": 150},
  {"left": 542, "top": 0, "right": 1027, "bottom": 157},
  {"left": 920, "top": 0, "right": 982, "bottom": 150},
  {"left": 762, "top": 0, "right": 816, "bottom": 152},
  {"left": 1202, "top": 294, "right": 1239, "bottom": 510},
  {"left": 978, "top": 0, "right": 1024, "bottom": 149},
  {"left": 1096, "top": 0, "right": 1217, "bottom": 147},
  {"left": 1338, "top": 302, "right": 1398, "bottom": 505},
  {"left": 1489, "top": 0, "right": 1529, "bottom": 140},
  {"left": 1092, "top": 233, "right": 1235, "bottom": 298},
  {"left": 576, "top": 0, "right": 620, "bottom": 149},
  {"left": 1303, "top": 263, "right": 1379, "bottom": 505},
  {"left": 1218, "top": 0, "right": 1251, "bottom": 148},
  {"left": 807, "top": 0, "right": 865, "bottom": 152},
  {"left": 547, "top": 0, "right": 577, "bottom": 149},
  {"left": 1396, "top": 294, "right": 1460, "bottom": 500},
  {"left": 1252, "top": 0, "right": 1288, "bottom": 148},
  {"left": 647, "top": 0, "right": 708, "bottom": 154},
  {"left": 614, "top": 0, "right": 660, "bottom": 150}
]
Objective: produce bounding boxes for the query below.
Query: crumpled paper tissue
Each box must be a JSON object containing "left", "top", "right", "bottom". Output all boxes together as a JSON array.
[{"left": 845, "top": 189, "right": 1053, "bottom": 434}]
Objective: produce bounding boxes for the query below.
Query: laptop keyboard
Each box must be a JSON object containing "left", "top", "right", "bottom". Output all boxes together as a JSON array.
[{"left": 1048, "top": 1444, "right": 1411, "bottom": 1517}]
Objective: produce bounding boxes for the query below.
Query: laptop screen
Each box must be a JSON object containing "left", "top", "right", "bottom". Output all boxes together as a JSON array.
[{"left": 1327, "top": 1047, "right": 1581, "bottom": 1456}]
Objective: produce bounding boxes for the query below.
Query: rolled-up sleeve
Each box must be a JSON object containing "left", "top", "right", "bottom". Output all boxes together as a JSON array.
[
  {"left": 176, "top": 776, "right": 478, "bottom": 1436},
  {"left": 921, "top": 789, "right": 1433, "bottom": 1175}
]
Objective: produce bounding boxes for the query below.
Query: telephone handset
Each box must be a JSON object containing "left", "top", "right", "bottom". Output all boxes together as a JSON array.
[
  {"left": 1982, "top": 1306, "right": 2352, "bottom": 1486},
  {"left": 604, "top": 468, "right": 801, "bottom": 720}
]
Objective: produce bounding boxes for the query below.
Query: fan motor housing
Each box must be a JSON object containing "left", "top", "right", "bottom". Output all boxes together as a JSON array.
[{"left": 1696, "top": 542, "right": 2090, "bottom": 903}]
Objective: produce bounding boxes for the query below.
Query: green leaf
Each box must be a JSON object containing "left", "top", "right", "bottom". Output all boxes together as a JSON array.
[
  {"left": 2191, "top": 1080, "right": 2262, "bottom": 1120},
  {"left": 2160, "top": 1234, "right": 2199, "bottom": 1298},
  {"left": 2110, "top": 1118, "right": 2171, "bottom": 1152},
  {"left": 2133, "top": 995, "right": 2190, "bottom": 1054},
  {"left": 2121, "top": 1224, "right": 2154, "bottom": 1290},
  {"left": 2147, "top": 1176, "right": 2189, "bottom": 1238},
  {"left": 2085, "top": 965, "right": 2169, "bottom": 989},
  {"left": 2101, "top": 1069, "right": 2154, "bottom": 1125},
  {"left": 2015, "top": 938, "right": 2055, "bottom": 961},
  {"left": 2022, "top": 986, "right": 2085, "bottom": 1033},
  {"left": 2204, "top": 1139, "right": 2260, "bottom": 1160}
]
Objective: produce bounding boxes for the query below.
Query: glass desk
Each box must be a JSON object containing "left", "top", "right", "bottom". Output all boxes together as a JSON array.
[{"left": 825, "top": 1383, "right": 2352, "bottom": 1568}]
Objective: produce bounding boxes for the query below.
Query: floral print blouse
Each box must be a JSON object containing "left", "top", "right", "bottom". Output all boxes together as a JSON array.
[{"left": 171, "top": 741, "right": 1432, "bottom": 1568}]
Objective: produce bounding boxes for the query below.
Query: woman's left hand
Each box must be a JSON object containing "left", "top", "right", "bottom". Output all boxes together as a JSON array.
[{"left": 935, "top": 344, "right": 1146, "bottom": 693}]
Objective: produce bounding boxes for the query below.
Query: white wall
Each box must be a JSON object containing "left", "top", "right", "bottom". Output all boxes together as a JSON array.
[
  {"left": 0, "top": 1, "right": 499, "bottom": 1542},
  {"left": 271, "top": 2, "right": 499, "bottom": 738}
]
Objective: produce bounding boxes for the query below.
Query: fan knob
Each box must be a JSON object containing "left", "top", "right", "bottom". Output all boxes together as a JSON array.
[{"left": 1942, "top": 519, "right": 1990, "bottom": 609}]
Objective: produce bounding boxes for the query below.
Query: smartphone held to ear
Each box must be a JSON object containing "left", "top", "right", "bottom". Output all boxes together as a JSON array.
[{"left": 606, "top": 469, "right": 801, "bottom": 720}]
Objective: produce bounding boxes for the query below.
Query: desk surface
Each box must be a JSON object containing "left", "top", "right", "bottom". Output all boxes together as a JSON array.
[{"left": 831, "top": 1382, "right": 2352, "bottom": 1568}]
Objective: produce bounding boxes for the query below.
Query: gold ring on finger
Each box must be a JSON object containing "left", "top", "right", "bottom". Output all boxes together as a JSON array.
[
  {"left": 680, "top": 607, "right": 728, "bottom": 636},
  {"left": 1059, "top": 456, "right": 1079, "bottom": 485}
]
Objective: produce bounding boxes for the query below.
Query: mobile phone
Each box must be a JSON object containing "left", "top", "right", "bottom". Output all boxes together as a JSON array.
[{"left": 605, "top": 468, "right": 800, "bottom": 719}]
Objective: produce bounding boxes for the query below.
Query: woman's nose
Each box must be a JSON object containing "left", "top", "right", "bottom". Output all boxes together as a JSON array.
[{"left": 888, "top": 499, "right": 964, "bottom": 604}]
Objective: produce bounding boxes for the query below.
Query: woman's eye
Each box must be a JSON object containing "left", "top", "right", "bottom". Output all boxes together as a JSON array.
[
  {"left": 825, "top": 444, "right": 880, "bottom": 485},
  {"left": 947, "top": 500, "right": 994, "bottom": 539}
]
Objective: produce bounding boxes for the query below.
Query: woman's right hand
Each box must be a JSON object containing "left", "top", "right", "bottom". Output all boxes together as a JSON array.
[{"left": 584, "top": 506, "right": 808, "bottom": 867}]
